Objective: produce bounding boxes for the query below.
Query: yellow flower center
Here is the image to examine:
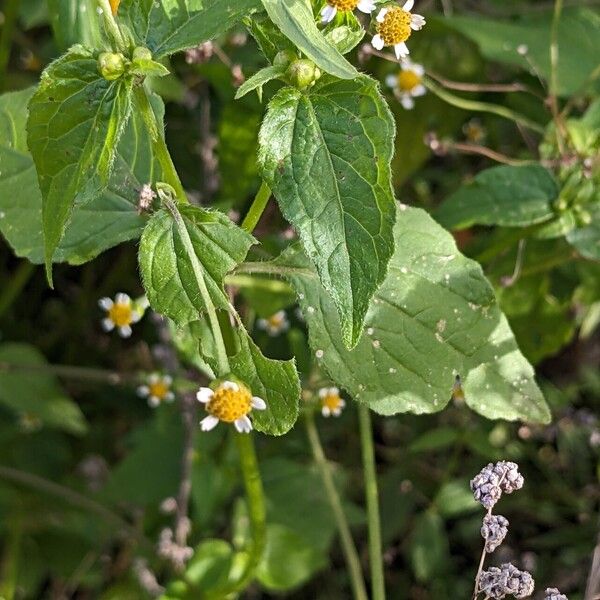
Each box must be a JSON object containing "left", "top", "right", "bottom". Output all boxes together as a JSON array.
[
  {"left": 108, "top": 302, "right": 134, "bottom": 327},
  {"left": 322, "top": 392, "right": 343, "bottom": 412},
  {"left": 149, "top": 381, "right": 169, "bottom": 400},
  {"left": 377, "top": 7, "right": 412, "bottom": 46},
  {"left": 207, "top": 384, "right": 252, "bottom": 423},
  {"left": 268, "top": 314, "right": 285, "bottom": 328},
  {"left": 397, "top": 70, "right": 421, "bottom": 92},
  {"left": 328, "top": 0, "right": 359, "bottom": 10}
]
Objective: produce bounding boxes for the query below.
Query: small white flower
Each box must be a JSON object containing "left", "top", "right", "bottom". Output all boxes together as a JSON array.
[
  {"left": 372, "top": 1, "right": 426, "bottom": 59},
  {"left": 385, "top": 60, "right": 426, "bottom": 109},
  {"left": 257, "top": 310, "right": 289, "bottom": 336},
  {"left": 98, "top": 293, "right": 144, "bottom": 338},
  {"left": 137, "top": 374, "right": 175, "bottom": 407},
  {"left": 320, "top": 0, "right": 376, "bottom": 24},
  {"left": 196, "top": 380, "right": 267, "bottom": 433},
  {"left": 318, "top": 386, "right": 346, "bottom": 417}
]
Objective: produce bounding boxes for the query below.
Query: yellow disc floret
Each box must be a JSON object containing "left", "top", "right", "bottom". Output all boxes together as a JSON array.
[
  {"left": 327, "top": 0, "right": 359, "bottom": 10},
  {"left": 108, "top": 301, "right": 134, "bottom": 327},
  {"left": 322, "top": 392, "right": 343, "bottom": 412},
  {"left": 149, "top": 380, "right": 169, "bottom": 400},
  {"left": 206, "top": 382, "right": 252, "bottom": 423},
  {"left": 397, "top": 69, "right": 422, "bottom": 91},
  {"left": 377, "top": 7, "right": 413, "bottom": 46}
]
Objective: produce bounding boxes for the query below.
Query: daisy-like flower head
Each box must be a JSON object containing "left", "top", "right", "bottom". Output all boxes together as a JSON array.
[
  {"left": 257, "top": 310, "right": 290, "bottom": 337},
  {"left": 321, "top": 0, "right": 376, "bottom": 24},
  {"left": 319, "top": 386, "right": 346, "bottom": 417},
  {"left": 463, "top": 118, "right": 486, "bottom": 144},
  {"left": 372, "top": 0, "right": 426, "bottom": 60},
  {"left": 197, "top": 380, "right": 266, "bottom": 434},
  {"left": 385, "top": 60, "right": 426, "bottom": 109},
  {"left": 137, "top": 374, "right": 175, "bottom": 407},
  {"left": 98, "top": 293, "right": 144, "bottom": 338}
]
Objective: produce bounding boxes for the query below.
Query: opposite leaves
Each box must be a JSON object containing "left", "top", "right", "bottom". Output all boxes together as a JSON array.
[
  {"left": 259, "top": 75, "right": 396, "bottom": 349},
  {"left": 27, "top": 45, "right": 133, "bottom": 282}
]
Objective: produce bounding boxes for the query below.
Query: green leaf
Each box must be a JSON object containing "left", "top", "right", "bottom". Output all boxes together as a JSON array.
[
  {"left": 48, "top": 0, "right": 102, "bottom": 50},
  {"left": 445, "top": 8, "right": 600, "bottom": 96},
  {"left": 410, "top": 511, "right": 450, "bottom": 581},
  {"left": 245, "top": 13, "right": 296, "bottom": 63},
  {"left": 235, "top": 65, "right": 286, "bottom": 100},
  {"left": 566, "top": 203, "right": 600, "bottom": 259},
  {"left": 434, "top": 165, "right": 558, "bottom": 230},
  {"left": 256, "top": 524, "right": 326, "bottom": 591},
  {"left": 119, "top": 0, "right": 262, "bottom": 59},
  {"left": 0, "top": 87, "right": 162, "bottom": 265},
  {"left": 324, "top": 16, "right": 365, "bottom": 55},
  {"left": 259, "top": 76, "right": 396, "bottom": 347},
  {"left": 434, "top": 480, "right": 479, "bottom": 517},
  {"left": 27, "top": 45, "right": 134, "bottom": 280},
  {"left": 259, "top": 0, "right": 358, "bottom": 79},
  {"left": 185, "top": 540, "right": 234, "bottom": 590},
  {"left": 274, "top": 206, "right": 550, "bottom": 423},
  {"left": 139, "top": 204, "right": 256, "bottom": 325},
  {"left": 0, "top": 343, "right": 87, "bottom": 435}
]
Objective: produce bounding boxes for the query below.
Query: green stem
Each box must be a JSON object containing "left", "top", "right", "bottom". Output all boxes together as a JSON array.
[
  {"left": 358, "top": 405, "right": 385, "bottom": 600},
  {"left": 0, "top": 360, "right": 128, "bottom": 385},
  {"left": 97, "top": 0, "right": 126, "bottom": 51},
  {"left": 241, "top": 181, "right": 271, "bottom": 233},
  {"left": 424, "top": 77, "right": 546, "bottom": 135},
  {"left": 305, "top": 413, "right": 368, "bottom": 600},
  {"left": 0, "top": 0, "right": 20, "bottom": 91},
  {"left": 0, "top": 261, "right": 35, "bottom": 319},
  {"left": 134, "top": 86, "right": 188, "bottom": 203}
]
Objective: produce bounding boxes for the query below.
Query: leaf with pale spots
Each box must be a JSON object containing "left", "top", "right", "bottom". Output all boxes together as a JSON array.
[
  {"left": 270, "top": 206, "right": 550, "bottom": 424},
  {"left": 138, "top": 205, "right": 256, "bottom": 325},
  {"left": 259, "top": 75, "right": 396, "bottom": 349}
]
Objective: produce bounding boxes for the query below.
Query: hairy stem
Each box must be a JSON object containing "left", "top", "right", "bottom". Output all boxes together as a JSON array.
[
  {"left": 134, "top": 86, "right": 188, "bottom": 203},
  {"left": 97, "top": 0, "right": 126, "bottom": 51},
  {"left": 305, "top": 413, "right": 368, "bottom": 600},
  {"left": 358, "top": 405, "right": 386, "bottom": 600},
  {"left": 241, "top": 181, "right": 272, "bottom": 233}
]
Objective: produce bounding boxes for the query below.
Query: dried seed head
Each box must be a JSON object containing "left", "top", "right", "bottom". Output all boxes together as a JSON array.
[
  {"left": 478, "top": 563, "right": 535, "bottom": 599},
  {"left": 545, "top": 588, "right": 568, "bottom": 600},
  {"left": 481, "top": 514, "right": 509, "bottom": 552},
  {"left": 138, "top": 183, "right": 156, "bottom": 212},
  {"left": 471, "top": 461, "right": 524, "bottom": 509}
]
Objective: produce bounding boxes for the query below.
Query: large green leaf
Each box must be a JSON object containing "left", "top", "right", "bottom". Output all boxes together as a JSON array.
[
  {"left": 138, "top": 204, "right": 256, "bottom": 325},
  {"left": 434, "top": 165, "right": 558, "bottom": 230},
  {"left": 272, "top": 206, "right": 550, "bottom": 423},
  {"left": 27, "top": 45, "right": 134, "bottom": 279},
  {"left": 566, "top": 202, "right": 600, "bottom": 260},
  {"left": 0, "top": 87, "right": 161, "bottom": 265},
  {"left": 445, "top": 8, "right": 600, "bottom": 96},
  {"left": 48, "top": 0, "right": 102, "bottom": 50},
  {"left": 0, "top": 343, "right": 87, "bottom": 435},
  {"left": 119, "top": 0, "right": 262, "bottom": 59},
  {"left": 259, "top": 76, "right": 396, "bottom": 348},
  {"left": 260, "top": 0, "right": 357, "bottom": 79}
]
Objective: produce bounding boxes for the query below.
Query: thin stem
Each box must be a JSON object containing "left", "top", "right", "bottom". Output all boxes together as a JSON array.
[
  {"left": 134, "top": 86, "right": 188, "bottom": 203},
  {"left": 97, "top": 0, "right": 126, "bottom": 51},
  {"left": 0, "top": 465, "right": 152, "bottom": 550},
  {"left": 241, "top": 181, "right": 272, "bottom": 233},
  {"left": 233, "top": 261, "right": 316, "bottom": 279},
  {"left": 0, "top": 360, "right": 128, "bottom": 385},
  {"left": 472, "top": 521, "right": 489, "bottom": 600},
  {"left": 0, "top": 0, "right": 20, "bottom": 91},
  {"left": 549, "top": 0, "right": 567, "bottom": 154},
  {"left": 0, "top": 261, "right": 35, "bottom": 319},
  {"left": 305, "top": 413, "right": 369, "bottom": 600},
  {"left": 358, "top": 405, "right": 385, "bottom": 600}
]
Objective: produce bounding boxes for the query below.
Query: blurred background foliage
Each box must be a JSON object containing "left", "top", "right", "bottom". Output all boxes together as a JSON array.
[{"left": 0, "top": 0, "right": 599, "bottom": 598}]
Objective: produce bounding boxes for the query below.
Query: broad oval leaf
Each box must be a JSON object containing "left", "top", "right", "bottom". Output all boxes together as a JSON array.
[
  {"left": 434, "top": 164, "right": 558, "bottom": 230},
  {"left": 259, "top": 76, "right": 396, "bottom": 348},
  {"left": 48, "top": 0, "right": 102, "bottom": 50},
  {"left": 139, "top": 204, "right": 256, "bottom": 325},
  {"left": 119, "top": 0, "right": 262, "bottom": 59},
  {"left": 260, "top": 0, "right": 357, "bottom": 79},
  {"left": 0, "top": 87, "right": 162, "bottom": 265},
  {"left": 273, "top": 206, "right": 550, "bottom": 424},
  {"left": 27, "top": 45, "right": 133, "bottom": 280}
]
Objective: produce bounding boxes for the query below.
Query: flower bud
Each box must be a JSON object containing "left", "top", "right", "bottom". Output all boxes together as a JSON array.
[
  {"left": 273, "top": 49, "right": 297, "bottom": 68},
  {"left": 98, "top": 52, "right": 126, "bottom": 80},
  {"left": 286, "top": 59, "right": 322, "bottom": 89},
  {"left": 132, "top": 46, "right": 153, "bottom": 61}
]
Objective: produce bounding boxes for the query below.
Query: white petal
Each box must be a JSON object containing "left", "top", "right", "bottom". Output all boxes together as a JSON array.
[
  {"left": 321, "top": 4, "right": 337, "bottom": 23},
  {"left": 257, "top": 318, "right": 267, "bottom": 330},
  {"left": 197, "top": 387, "right": 214, "bottom": 403},
  {"left": 385, "top": 74, "right": 398, "bottom": 89},
  {"left": 200, "top": 415, "right": 219, "bottom": 431},
  {"left": 330, "top": 387, "right": 339, "bottom": 395},
  {"left": 163, "top": 375, "right": 173, "bottom": 385},
  {"left": 403, "top": 0, "right": 414, "bottom": 11},
  {"left": 98, "top": 297, "right": 113, "bottom": 310},
  {"left": 371, "top": 34, "right": 385, "bottom": 50},
  {"left": 395, "top": 42, "right": 410, "bottom": 58},
  {"left": 410, "top": 14, "right": 426, "bottom": 30},
  {"left": 234, "top": 415, "right": 253, "bottom": 433},
  {"left": 412, "top": 84, "right": 426, "bottom": 97},
  {"left": 118, "top": 325, "right": 132, "bottom": 338},
  {"left": 333, "top": 408, "right": 342, "bottom": 416},
  {"left": 115, "top": 293, "right": 131, "bottom": 305},
  {"left": 137, "top": 385, "right": 150, "bottom": 397},
  {"left": 376, "top": 8, "right": 388, "bottom": 22},
  {"left": 357, "top": 0, "right": 375, "bottom": 13},
  {"left": 222, "top": 381, "right": 239, "bottom": 392},
  {"left": 318, "top": 388, "right": 328, "bottom": 398},
  {"left": 165, "top": 392, "right": 175, "bottom": 402},
  {"left": 401, "top": 95, "right": 415, "bottom": 109},
  {"left": 148, "top": 396, "right": 160, "bottom": 407},
  {"left": 413, "top": 63, "right": 425, "bottom": 76},
  {"left": 101, "top": 318, "right": 115, "bottom": 332},
  {"left": 149, "top": 373, "right": 160, "bottom": 384},
  {"left": 322, "top": 406, "right": 331, "bottom": 417},
  {"left": 340, "top": 399, "right": 346, "bottom": 407},
  {"left": 251, "top": 396, "right": 267, "bottom": 410},
  {"left": 130, "top": 310, "right": 143, "bottom": 323}
]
